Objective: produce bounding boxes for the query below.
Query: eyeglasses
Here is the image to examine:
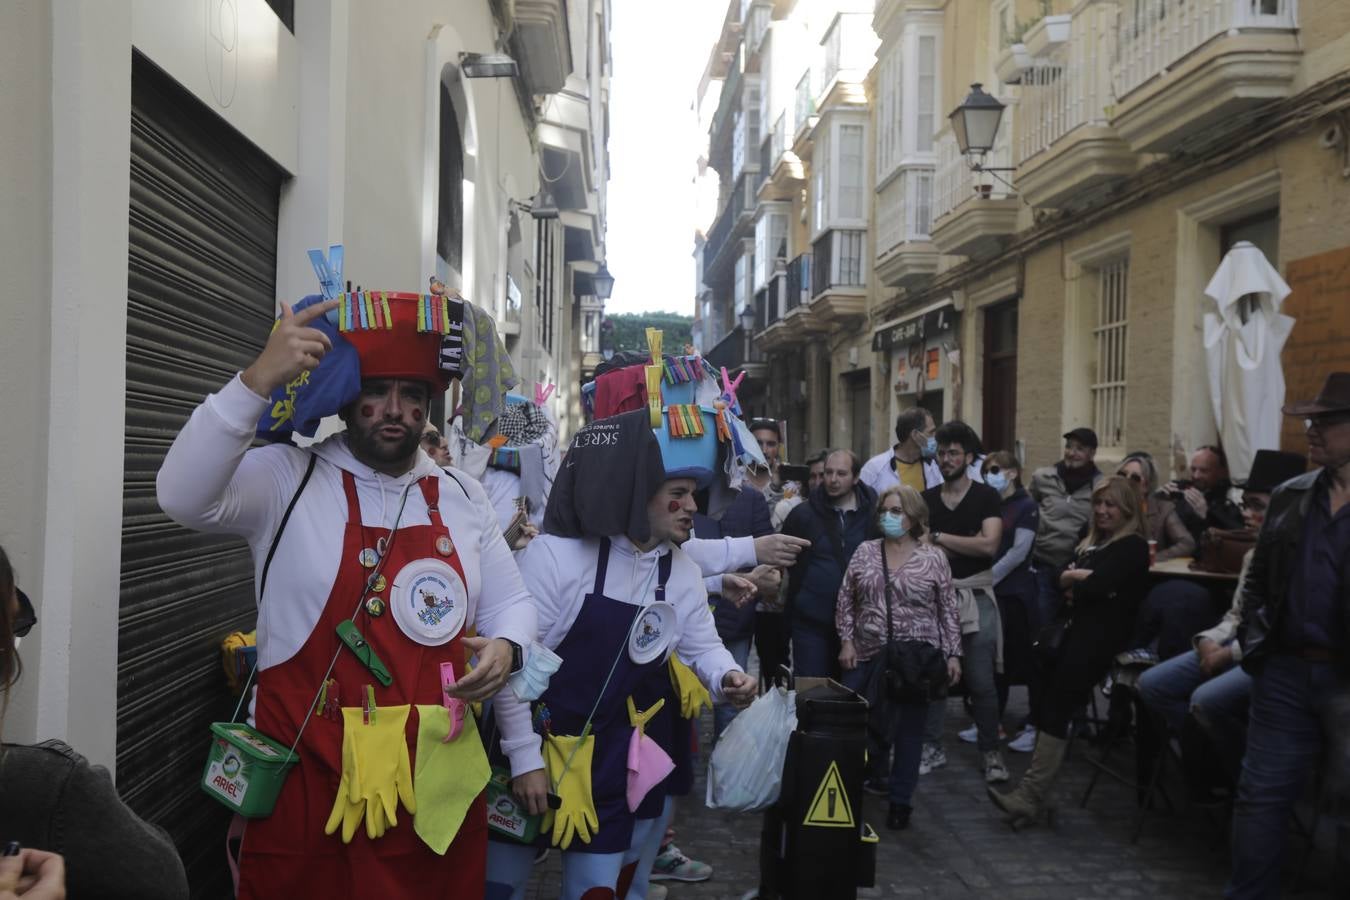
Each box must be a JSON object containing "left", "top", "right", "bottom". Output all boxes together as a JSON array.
[
  {"left": 1305, "top": 413, "right": 1350, "bottom": 432},
  {"left": 12, "top": 589, "right": 35, "bottom": 639},
  {"left": 1121, "top": 472, "right": 1144, "bottom": 485}
]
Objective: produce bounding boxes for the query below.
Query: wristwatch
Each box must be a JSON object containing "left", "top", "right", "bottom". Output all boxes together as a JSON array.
[
  {"left": 504, "top": 639, "right": 524, "bottom": 674},
  {"left": 931, "top": 530, "right": 942, "bottom": 546}
]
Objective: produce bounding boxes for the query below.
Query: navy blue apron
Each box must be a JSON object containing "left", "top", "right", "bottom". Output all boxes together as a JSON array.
[{"left": 536, "top": 537, "right": 673, "bottom": 853}]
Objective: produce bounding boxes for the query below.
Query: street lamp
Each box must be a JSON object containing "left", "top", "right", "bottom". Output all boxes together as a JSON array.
[
  {"left": 592, "top": 263, "right": 615, "bottom": 301},
  {"left": 460, "top": 52, "right": 519, "bottom": 79},
  {"left": 948, "top": 83, "right": 1015, "bottom": 190}
]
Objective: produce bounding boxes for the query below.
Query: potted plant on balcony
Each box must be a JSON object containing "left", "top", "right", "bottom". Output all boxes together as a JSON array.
[
  {"left": 1023, "top": 13, "right": 1071, "bottom": 58},
  {"left": 995, "top": 43, "right": 1033, "bottom": 85}
]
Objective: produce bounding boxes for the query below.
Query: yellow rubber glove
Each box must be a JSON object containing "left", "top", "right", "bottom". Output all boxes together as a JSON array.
[
  {"left": 353, "top": 704, "right": 416, "bottom": 840},
  {"left": 542, "top": 733, "right": 598, "bottom": 850},
  {"left": 324, "top": 708, "right": 367, "bottom": 843},
  {"left": 669, "top": 657, "right": 711, "bottom": 720}
]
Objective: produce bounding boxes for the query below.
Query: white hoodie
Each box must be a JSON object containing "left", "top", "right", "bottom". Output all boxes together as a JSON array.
[{"left": 156, "top": 374, "right": 537, "bottom": 670}]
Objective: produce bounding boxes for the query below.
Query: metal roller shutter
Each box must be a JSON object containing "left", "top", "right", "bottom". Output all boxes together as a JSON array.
[{"left": 120, "top": 52, "right": 283, "bottom": 897}]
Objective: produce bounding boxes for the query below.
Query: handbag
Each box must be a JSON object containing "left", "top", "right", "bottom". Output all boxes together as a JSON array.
[
  {"left": 880, "top": 545, "right": 948, "bottom": 704},
  {"left": 1192, "top": 528, "right": 1256, "bottom": 575}
]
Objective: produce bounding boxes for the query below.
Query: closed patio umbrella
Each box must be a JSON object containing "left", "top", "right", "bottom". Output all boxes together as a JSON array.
[{"left": 1202, "top": 240, "right": 1295, "bottom": 482}]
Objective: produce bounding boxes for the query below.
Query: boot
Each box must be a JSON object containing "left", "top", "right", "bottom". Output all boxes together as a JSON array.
[{"left": 987, "top": 732, "right": 1068, "bottom": 822}]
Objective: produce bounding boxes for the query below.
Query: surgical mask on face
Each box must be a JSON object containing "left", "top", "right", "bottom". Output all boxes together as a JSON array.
[
  {"left": 880, "top": 512, "right": 907, "bottom": 539},
  {"left": 919, "top": 434, "right": 938, "bottom": 460},
  {"left": 985, "top": 472, "right": 1009, "bottom": 493},
  {"left": 507, "top": 642, "right": 563, "bottom": 702}
]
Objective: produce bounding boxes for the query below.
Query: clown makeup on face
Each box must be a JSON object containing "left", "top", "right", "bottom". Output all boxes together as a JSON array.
[
  {"left": 646, "top": 479, "right": 698, "bottom": 546},
  {"left": 344, "top": 378, "right": 431, "bottom": 475}
]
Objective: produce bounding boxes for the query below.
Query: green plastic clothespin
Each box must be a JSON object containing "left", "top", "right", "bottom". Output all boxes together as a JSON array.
[{"left": 335, "top": 620, "right": 393, "bottom": 687}]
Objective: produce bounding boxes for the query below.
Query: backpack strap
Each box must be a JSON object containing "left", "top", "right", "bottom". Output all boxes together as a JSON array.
[{"left": 258, "top": 452, "right": 319, "bottom": 603}]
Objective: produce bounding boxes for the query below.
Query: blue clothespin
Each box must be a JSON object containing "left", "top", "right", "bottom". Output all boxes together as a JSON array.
[{"left": 307, "top": 245, "right": 345, "bottom": 326}]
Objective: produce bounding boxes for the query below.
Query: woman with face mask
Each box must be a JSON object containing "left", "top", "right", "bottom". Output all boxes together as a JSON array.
[
  {"left": 975, "top": 452, "right": 1042, "bottom": 753},
  {"left": 835, "top": 486, "right": 962, "bottom": 831},
  {"left": 0, "top": 545, "right": 188, "bottom": 900}
]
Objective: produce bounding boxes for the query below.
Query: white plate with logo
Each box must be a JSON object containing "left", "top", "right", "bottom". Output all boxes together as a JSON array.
[
  {"left": 627, "top": 601, "right": 676, "bottom": 665},
  {"left": 390, "top": 558, "right": 469, "bottom": 646}
]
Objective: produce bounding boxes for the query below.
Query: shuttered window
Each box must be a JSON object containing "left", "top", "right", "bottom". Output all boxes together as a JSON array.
[
  {"left": 1091, "top": 258, "right": 1129, "bottom": 447},
  {"left": 121, "top": 52, "right": 283, "bottom": 894}
]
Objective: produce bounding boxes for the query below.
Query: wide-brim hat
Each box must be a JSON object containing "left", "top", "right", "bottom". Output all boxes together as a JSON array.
[
  {"left": 1282, "top": 372, "right": 1350, "bottom": 417},
  {"left": 335, "top": 291, "right": 456, "bottom": 391},
  {"left": 1238, "top": 449, "right": 1307, "bottom": 493}
]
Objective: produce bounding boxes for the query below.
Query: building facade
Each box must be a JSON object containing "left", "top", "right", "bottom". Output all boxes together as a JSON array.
[
  {"left": 701, "top": 0, "right": 1350, "bottom": 478},
  {"left": 0, "top": 0, "right": 609, "bottom": 891}
]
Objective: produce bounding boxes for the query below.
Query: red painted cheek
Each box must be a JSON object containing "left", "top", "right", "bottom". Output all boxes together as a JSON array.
[
  {"left": 359, "top": 404, "right": 375, "bottom": 418},
  {"left": 668, "top": 500, "right": 683, "bottom": 513},
  {"left": 411, "top": 408, "right": 423, "bottom": 422}
]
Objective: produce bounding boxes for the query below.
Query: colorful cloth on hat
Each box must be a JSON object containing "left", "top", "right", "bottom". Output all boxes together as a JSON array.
[
  {"left": 255, "top": 294, "right": 361, "bottom": 440},
  {"left": 496, "top": 401, "right": 552, "bottom": 448},
  {"left": 458, "top": 300, "right": 519, "bottom": 443}
]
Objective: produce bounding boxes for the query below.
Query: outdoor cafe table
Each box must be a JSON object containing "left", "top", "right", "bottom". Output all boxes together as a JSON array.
[{"left": 1148, "top": 556, "right": 1240, "bottom": 584}]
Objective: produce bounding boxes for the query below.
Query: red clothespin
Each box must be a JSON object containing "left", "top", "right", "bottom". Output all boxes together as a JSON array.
[
  {"left": 440, "top": 661, "right": 466, "bottom": 742},
  {"left": 719, "top": 367, "right": 745, "bottom": 412},
  {"left": 535, "top": 382, "right": 556, "bottom": 405}
]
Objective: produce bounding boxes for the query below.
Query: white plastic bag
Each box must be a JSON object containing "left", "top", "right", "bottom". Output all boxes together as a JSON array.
[{"left": 706, "top": 688, "right": 797, "bottom": 811}]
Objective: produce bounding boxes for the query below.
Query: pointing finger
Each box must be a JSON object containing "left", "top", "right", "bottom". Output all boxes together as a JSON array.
[{"left": 292, "top": 299, "right": 340, "bottom": 327}]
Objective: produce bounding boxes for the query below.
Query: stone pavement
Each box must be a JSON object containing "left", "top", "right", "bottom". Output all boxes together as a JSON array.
[{"left": 523, "top": 688, "right": 1335, "bottom": 899}]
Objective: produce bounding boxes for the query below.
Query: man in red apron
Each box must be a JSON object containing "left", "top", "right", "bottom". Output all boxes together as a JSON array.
[{"left": 159, "top": 289, "right": 537, "bottom": 898}]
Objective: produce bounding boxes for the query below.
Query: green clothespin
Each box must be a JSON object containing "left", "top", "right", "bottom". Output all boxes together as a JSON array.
[{"left": 335, "top": 620, "right": 394, "bottom": 687}]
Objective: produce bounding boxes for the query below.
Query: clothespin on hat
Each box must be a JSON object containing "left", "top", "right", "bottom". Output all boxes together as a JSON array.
[
  {"left": 645, "top": 328, "right": 664, "bottom": 428},
  {"left": 307, "top": 245, "right": 345, "bottom": 300},
  {"left": 718, "top": 366, "right": 745, "bottom": 415},
  {"left": 534, "top": 382, "right": 556, "bottom": 405}
]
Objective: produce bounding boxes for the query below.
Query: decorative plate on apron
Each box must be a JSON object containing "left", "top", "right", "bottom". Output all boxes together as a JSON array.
[
  {"left": 390, "top": 558, "right": 469, "bottom": 646},
  {"left": 627, "top": 601, "right": 676, "bottom": 664}
]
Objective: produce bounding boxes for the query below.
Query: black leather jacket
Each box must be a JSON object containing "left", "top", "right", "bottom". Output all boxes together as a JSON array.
[{"left": 1238, "top": 470, "right": 1348, "bottom": 670}]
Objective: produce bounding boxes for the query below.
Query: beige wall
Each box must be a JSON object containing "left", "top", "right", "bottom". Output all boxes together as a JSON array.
[{"left": 0, "top": 0, "right": 54, "bottom": 742}]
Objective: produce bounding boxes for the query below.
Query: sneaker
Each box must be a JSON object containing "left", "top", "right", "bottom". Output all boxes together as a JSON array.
[
  {"left": 863, "top": 776, "right": 891, "bottom": 796},
  {"left": 983, "top": 750, "right": 1010, "bottom": 784},
  {"left": 651, "top": 844, "right": 713, "bottom": 883},
  {"left": 958, "top": 723, "right": 1007, "bottom": 743},
  {"left": 1008, "top": 725, "right": 1037, "bottom": 753},
  {"left": 918, "top": 743, "right": 947, "bottom": 775}
]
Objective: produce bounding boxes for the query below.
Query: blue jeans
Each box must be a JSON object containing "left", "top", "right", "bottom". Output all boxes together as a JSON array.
[
  {"left": 886, "top": 701, "right": 928, "bottom": 808},
  {"left": 791, "top": 620, "right": 838, "bottom": 678},
  {"left": 1225, "top": 654, "right": 1341, "bottom": 899},
  {"left": 840, "top": 660, "right": 890, "bottom": 780},
  {"left": 1032, "top": 564, "right": 1063, "bottom": 634},
  {"left": 1136, "top": 648, "right": 1251, "bottom": 744},
  {"left": 713, "top": 636, "right": 753, "bottom": 740}
]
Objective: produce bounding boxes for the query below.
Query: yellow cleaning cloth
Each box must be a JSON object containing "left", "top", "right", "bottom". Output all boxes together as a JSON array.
[{"left": 412, "top": 704, "right": 491, "bottom": 854}]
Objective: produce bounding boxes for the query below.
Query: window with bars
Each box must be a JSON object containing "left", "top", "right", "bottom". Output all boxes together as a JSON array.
[{"left": 1091, "top": 258, "right": 1129, "bottom": 447}]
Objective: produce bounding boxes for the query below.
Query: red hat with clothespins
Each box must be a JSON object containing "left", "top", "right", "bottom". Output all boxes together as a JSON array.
[{"left": 335, "top": 289, "right": 461, "bottom": 390}]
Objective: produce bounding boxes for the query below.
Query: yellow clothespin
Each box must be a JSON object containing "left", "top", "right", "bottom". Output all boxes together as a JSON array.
[
  {"left": 646, "top": 366, "right": 663, "bottom": 428},
  {"left": 645, "top": 328, "right": 663, "bottom": 366}
]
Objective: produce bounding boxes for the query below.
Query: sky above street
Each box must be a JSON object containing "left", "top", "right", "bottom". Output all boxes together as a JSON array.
[{"left": 604, "top": 0, "right": 723, "bottom": 316}]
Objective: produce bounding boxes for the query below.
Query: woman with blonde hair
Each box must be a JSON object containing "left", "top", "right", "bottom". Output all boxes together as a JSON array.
[
  {"left": 836, "top": 484, "right": 962, "bottom": 830},
  {"left": 988, "top": 475, "right": 1150, "bottom": 825}
]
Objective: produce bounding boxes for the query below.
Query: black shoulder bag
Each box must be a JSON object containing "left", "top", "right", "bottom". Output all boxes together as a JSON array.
[{"left": 881, "top": 546, "right": 949, "bottom": 704}]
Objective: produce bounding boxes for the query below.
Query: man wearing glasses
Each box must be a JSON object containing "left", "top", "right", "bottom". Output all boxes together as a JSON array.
[{"left": 1225, "top": 372, "right": 1350, "bottom": 898}]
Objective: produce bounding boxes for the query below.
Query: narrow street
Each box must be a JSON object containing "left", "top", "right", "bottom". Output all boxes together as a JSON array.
[{"left": 526, "top": 686, "right": 1334, "bottom": 899}]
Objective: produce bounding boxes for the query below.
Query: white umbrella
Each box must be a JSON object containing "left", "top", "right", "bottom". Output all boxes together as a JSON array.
[{"left": 1202, "top": 240, "right": 1295, "bottom": 482}]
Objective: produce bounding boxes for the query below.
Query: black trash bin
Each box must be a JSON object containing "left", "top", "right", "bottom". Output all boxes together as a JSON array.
[{"left": 759, "top": 678, "right": 874, "bottom": 900}]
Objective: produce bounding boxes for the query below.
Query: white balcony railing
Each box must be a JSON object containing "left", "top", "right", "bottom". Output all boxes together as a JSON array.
[
  {"left": 934, "top": 129, "right": 1013, "bottom": 222},
  {"left": 771, "top": 113, "right": 786, "bottom": 169},
  {"left": 1115, "top": 0, "right": 1298, "bottom": 99},
  {"left": 1016, "top": 6, "right": 1115, "bottom": 166},
  {"left": 821, "top": 13, "right": 878, "bottom": 94},
  {"left": 794, "top": 69, "right": 815, "bottom": 137},
  {"left": 875, "top": 168, "right": 935, "bottom": 258}
]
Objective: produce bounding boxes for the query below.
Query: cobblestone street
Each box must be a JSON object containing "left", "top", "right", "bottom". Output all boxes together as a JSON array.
[{"left": 525, "top": 688, "right": 1336, "bottom": 899}]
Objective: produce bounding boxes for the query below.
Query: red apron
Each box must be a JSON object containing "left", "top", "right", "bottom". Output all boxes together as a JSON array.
[{"left": 239, "top": 466, "right": 486, "bottom": 899}]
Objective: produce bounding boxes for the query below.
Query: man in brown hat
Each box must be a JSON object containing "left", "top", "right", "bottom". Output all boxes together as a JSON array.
[{"left": 1226, "top": 372, "right": 1350, "bottom": 898}]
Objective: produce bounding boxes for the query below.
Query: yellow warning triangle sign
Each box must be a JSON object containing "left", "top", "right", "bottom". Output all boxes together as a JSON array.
[{"left": 802, "top": 761, "right": 854, "bottom": 828}]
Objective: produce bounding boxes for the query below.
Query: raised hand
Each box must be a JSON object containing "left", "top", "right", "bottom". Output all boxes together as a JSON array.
[{"left": 241, "top": 299, "right": 340, "bottom": 397}]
